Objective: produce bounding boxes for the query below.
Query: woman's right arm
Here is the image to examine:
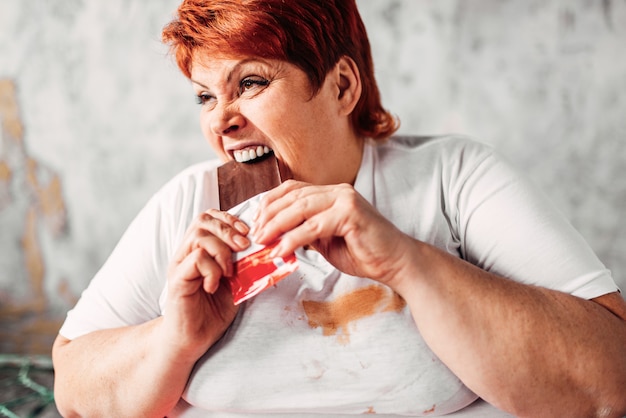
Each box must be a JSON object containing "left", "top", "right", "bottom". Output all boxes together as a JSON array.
[
  {"left": 53, "top": 317, "right": 195, "bottom": 418},
  {"left": 53, "top": 209, "right": 248, "bottom": 417}
]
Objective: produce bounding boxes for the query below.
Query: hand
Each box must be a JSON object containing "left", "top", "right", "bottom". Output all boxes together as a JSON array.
[
  {"left": 164, "top": 209, "right": 250, "bottom": 360},
  {"left": 251, "top": 180, "right": 415, "bottom": 289}
]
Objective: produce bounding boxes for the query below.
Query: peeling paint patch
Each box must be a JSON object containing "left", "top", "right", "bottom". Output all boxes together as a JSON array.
[
  {"left": 0, "top": 80, "right": 24, "bottom": 144},
  {"left": 22, "top": 206, "right": 46, "bottom": 301},
  {"left": 0, "top": 159, "right": 11, "bottom": 208},
  {"left": 0, "top": 78, "right": 70, "bottom": 354},
  {"left": 24, "top": 157, "right": 67, "bottom": 237},
  {"left": 0, "top": 160, "right": 11, "bottom": 181}
]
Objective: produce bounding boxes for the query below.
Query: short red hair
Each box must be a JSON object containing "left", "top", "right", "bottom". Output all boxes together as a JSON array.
[{"left": 162, "top": 0, "right": 399, "bottom": 140}]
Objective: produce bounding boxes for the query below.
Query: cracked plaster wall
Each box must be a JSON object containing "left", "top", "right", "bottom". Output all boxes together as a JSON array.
[{"left": 0, "top": 0, "right": 625, "bottom": 354}]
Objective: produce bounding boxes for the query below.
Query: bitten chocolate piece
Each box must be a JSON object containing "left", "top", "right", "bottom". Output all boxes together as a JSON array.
[{"left": 218, "top": 154, "right": 283, "bottom": 211}]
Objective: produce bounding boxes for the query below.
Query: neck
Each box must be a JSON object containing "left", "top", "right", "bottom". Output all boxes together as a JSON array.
[{"left": 318, "top": 134, "right": 364, "bottom": 186}]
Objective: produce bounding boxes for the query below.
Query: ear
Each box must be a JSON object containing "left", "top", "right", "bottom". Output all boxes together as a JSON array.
[{"left": 333, "top": 56, "right": 362, "bottom": 116}]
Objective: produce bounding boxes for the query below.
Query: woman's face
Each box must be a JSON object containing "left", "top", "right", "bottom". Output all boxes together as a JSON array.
[{"left": 190, "top": 54, "right": 363, "bottom": 185}]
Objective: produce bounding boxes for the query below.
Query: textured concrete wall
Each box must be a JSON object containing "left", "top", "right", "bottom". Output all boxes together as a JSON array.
[{"left": 1, "top": 0, "right": 624, "bottom": 354}]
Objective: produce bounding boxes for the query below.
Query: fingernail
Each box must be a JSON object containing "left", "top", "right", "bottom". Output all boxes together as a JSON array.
[{"left": 234, "top": 221, "right": 249, "bottom": 235}]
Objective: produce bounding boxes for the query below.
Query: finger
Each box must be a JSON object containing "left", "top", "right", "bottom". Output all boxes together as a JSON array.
[
  {"left": 173, "top": 211, "right": 250, "bottom": 264},
  {"left": 253, "top": 183, "right": 330, "bottom": 234},
  {"left": 269, "top": 210, "right": 341, "bottom": 257},
  {"left": 252, "top": 180, "right": 312, "bottom": 224},
  {"left": 172, "top": 231, "right": 234, "bottom": 276},
  {"left": 193, "top": 234, "right": 235, "bottom": 277},
  {"left": 254, "top": 184, "right": 347, "bottom": 244},
  {"left": 169, "top": 248, "right": 224, "bottom": 296},
  {"left": 257, "top": 179, "right": 304, "bottom": 209},
  {"left": 197, "top": 209, "right": 250, "bottom": 249},
  {"left": 266, "top": 185, "right": 371, "bottom": 257},
  {"left": 205, "top": 208, "right": 250, "bottom": 235}
]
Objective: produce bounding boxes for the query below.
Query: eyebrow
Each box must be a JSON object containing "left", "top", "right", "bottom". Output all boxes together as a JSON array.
[{"left": 190, "top": 57, "right": 269, "bottom": 90}]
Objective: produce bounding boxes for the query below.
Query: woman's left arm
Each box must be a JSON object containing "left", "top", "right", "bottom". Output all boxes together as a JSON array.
[
  {"left": 395, "top": 239, "right": 626, "bottom": 418},
  {"left": 253, "top": 180, "right": 626, "bottom": 418}
]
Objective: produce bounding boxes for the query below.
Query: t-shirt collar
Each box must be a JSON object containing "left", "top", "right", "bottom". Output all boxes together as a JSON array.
[{"left": 353, "top": 138, "right": 376, "bottom": 206}]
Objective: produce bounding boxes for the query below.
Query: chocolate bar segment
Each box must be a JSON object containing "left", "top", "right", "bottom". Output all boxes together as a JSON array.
[{"left": 218, "top": 154, "right": 283, "bottom": 211}]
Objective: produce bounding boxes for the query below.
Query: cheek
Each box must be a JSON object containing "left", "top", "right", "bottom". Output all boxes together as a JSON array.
[{"left": 199, "top": 111, "right": 212, "bottom": 140}]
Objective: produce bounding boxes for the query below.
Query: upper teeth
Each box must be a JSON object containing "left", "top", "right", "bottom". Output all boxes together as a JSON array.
[{"left": 234, "top": 146, "right": 271, "bottom": 163}]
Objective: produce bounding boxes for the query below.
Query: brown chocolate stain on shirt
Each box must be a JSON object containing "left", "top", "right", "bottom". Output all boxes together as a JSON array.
[
  {"left": 302, "top": 285, "right": 406, "bottom": 344},
  {"left": 423, "top": 404, "right": 436, "bottom": 414}
]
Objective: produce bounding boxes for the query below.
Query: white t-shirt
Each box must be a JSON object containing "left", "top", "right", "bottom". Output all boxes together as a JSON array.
[{"left": 59, "top": 135, "right": 618, "bottom": 417}]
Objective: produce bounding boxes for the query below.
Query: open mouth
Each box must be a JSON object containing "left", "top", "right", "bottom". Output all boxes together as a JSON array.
[{"left": 233, "top": 145, "right": 273, "bottom": 163}]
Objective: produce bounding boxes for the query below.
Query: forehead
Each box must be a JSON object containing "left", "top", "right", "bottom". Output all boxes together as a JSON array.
[
  {"left": 191, "top": 53, "right": 284, "bottom": 80},
  {"left": 189, "top": 54, "right": 319, "bottom": 98}
]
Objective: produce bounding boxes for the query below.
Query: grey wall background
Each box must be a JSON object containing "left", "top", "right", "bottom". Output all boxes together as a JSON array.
[{"left": 1, "top": 0, "right": 625, "bottom": 354}]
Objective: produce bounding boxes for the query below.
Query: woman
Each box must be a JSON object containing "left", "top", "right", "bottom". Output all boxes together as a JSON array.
[{"left": 52, "top": 0, "right": 626, "bottom": 417}]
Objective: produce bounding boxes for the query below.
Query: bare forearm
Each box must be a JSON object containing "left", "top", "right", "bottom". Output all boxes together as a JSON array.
[
  {"left": 52, "top": 317, "right": 194, "bottom": 417},
  {"left": 395, "top": 240, "right": 626, "bottom": 417}
]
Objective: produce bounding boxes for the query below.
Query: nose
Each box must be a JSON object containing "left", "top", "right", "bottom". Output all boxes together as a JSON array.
[{"left": 210, "top": 101, "right": 246, "bottom": 136}]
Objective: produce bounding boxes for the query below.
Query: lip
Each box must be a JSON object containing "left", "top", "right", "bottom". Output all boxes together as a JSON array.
[{"left": 224, "top": 141, "right": 273, "bottom": 155}]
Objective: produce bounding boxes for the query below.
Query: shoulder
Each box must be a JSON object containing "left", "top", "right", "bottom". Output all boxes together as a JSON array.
[
  {"left": 375, "top": 134, "right": 495, "bottom": 164},
  {"left": 370, "top": 134, "right": 500, "bottom": 184}
]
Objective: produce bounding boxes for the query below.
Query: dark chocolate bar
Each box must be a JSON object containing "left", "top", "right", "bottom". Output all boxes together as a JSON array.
[{"left": 218, "top": 154, "right": 284, "bottom": 211}]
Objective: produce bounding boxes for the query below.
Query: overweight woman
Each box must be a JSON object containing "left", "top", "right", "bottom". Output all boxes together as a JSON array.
[{"left": 52, "top": 1, "right": 626, "bottom": 417}]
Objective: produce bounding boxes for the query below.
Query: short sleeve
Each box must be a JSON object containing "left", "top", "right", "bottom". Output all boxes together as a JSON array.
[
  {"left": 58, "top": 193, "right": 169, "bottom": 339},
  {"left": 453, "top": 147, "right": 618, "bottom": 299},
  {"left": 59, "top": 161, "right": 221, "bottom": 340}
]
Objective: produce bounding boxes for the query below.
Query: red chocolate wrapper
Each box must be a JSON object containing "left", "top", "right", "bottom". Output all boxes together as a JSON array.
[
  {"left": 223, "top": 193, "right": 299, "bottom": 305},
  {"left": 229, "top": 240, "right": 298, "bottom": 305}
]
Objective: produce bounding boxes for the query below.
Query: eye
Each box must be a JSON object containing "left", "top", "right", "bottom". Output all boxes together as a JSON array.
[
  {"left": 239, "top": 77, "right": 269, "bottom": 95},
  {"left": 195, "top": 92, "right": 216, "bottom": 107}
]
